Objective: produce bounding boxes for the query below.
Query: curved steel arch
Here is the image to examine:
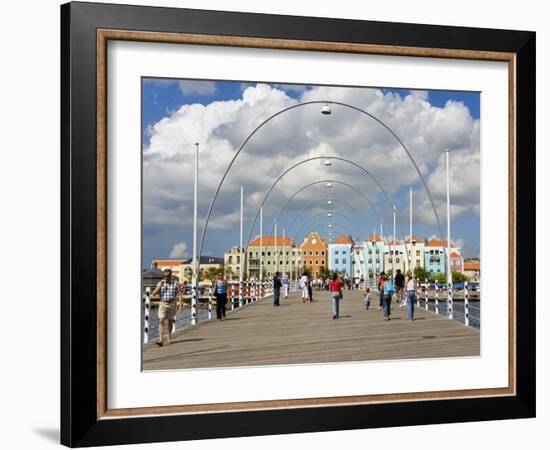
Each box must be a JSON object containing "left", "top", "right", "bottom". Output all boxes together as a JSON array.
[
  {"left": 292, "top": 211, "right": 365, "bottom": 243},
  {"left": 283, "top": 197, "right": 372, "bottom": 239},
  {"left": 273, "top": 178, "right": 381, "bottom": 226},
  {"left": 199, "top": 100, "right": 443, "bottom": 262},
  {"left": 243, "top": 155, "right": 385, "bottom": 251}
]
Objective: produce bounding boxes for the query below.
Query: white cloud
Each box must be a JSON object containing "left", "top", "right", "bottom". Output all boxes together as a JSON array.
[
  {"left": 169, "top": 242, "right": 188, "bottom": 258},
  {"left": 409, "top": 90, "right": 428, "bottom": 100},
  {"left": 143, "top": 83, "right": 480, "bottom": 256}
]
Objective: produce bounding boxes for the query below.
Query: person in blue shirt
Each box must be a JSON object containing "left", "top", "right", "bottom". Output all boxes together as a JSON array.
[
  {"left": 214, "top": 273, "right": 228, "bottom": 320},
  {"left": 382, "top": 274, "right": 395, "bottom": 321},
  {"left": 282, "top": 273, "right": 289, "bottom": 299}
]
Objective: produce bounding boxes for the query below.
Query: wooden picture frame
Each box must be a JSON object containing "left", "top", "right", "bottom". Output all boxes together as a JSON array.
[{"left": 61, "top": 1, "right": 535, "bottom": 447}]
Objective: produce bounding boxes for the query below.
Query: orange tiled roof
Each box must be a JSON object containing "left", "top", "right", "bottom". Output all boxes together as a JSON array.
[
  {"left": 425, "top": 238, "right": 453, "bottom": 247},
  {"left": 333, "top": 234, "right": 353, "bottom": 244},
  {"left": 405, "top": 234, "right": 422, "bottom": 243},
  {"left": 387, "top": 240, "right": 401, "bottom": 246},
  {"left": 450, "top": 251, "right": 461, "bottom": 258},
  {"left": 154, "top": 259, "right": 185, "bottom": 266},
  {"left": 464, "top": 262, "right": 480, "bottom": 270},
  {"left": 249, "top": 236, "right": 296, "bottom": 247},
  {"left": 367, "top": 233, "right": 382, "bottom": 242}
]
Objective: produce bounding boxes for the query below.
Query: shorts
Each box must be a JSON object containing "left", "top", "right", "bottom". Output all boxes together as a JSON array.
[{"left": 158, "top": 301, "right": 177, "bottom": 320}]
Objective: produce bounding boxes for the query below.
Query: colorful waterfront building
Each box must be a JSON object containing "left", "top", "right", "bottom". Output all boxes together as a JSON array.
[
  {"left": 328, "top": 234, "right": 354, "bottom": 277},
  {"left": 384, "top": 239, "right": 406, "bottom": 276},
  {"left": 363, "top": 233, "right": 385, "bottom": 280},
  {"left": 300, "top": 232, "right": 328, "bottom": 278},
  {"left": 246, "top": 236, "right": 298, "bottom": 280},
  {"left": 450, "top": 251, "right": 464, "bottom": 273},
  {"left": 404, "top": 234, "right": 425, "bottom": 274}
]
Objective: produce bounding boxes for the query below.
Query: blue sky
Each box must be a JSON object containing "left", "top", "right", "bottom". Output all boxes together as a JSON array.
[{"left": 142, "top": 79, "right": 480, "bottom": 268}]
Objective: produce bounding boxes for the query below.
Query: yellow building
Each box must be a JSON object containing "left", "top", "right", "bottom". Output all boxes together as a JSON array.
[{"left": 300, "top": 232, "right": 328, "bottom": 277}]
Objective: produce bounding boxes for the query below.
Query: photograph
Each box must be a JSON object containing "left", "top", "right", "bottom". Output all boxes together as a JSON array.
[
  {"left": 57, "top": 1, "right": 536, "bottom": 446},
  {"left": 141, "top": 78, "right": 481, "bottom": 370}
]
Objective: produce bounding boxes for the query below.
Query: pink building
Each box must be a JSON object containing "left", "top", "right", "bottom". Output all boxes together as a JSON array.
[{"left": 450, "top": 251, "right": 464, "bottom": 273}]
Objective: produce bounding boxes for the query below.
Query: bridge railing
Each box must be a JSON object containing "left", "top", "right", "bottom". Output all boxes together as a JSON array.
[
  {"left": 411, "top": 280, "right": 480, "bottom": 329},
  {"left": 143, "top": 279, "right": 281, "bottom": 343}
]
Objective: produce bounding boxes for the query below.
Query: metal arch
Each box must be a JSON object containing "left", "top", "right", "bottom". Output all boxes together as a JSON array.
[
  {"left": 283, "top": 197, "right": 372, "bottom": 239},
  {"left": 243, "top": 155, "right": 386, "bottom": 249},
  {"left": 292, "top": 212, "right": 365, "bottom": 243},
  {"left": 199, "top": 100, "right": 443, "bottom": 263},
  {"left": 272, "top": 179, "right": 381, "bottom": 225}
]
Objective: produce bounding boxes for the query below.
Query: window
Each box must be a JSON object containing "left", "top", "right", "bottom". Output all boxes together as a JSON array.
[
  {"left": 262, "top": 251, "right": 265, "bottom": 256},
  {"left": 376, "top": 250, "right": 379, "bottom": 255},
  {"left": 335, "top": 250, "right": 339, "bottom": 255},
  {"left": 342, "top": 259, "right": 346, "bottom": 264},
  {"left": 368, "top": 250, "right": 372, "bottom": 255},
  {"left": 356, "top": 251, "right": 360, "bottom": 255},
  {"left": 315, "top": 251, "right": 319, "bottom": 256},
  {"left": 396, "top": 258, "right": 400, "bottom": 263},
  {"left": 237, "top": 256, "right": 240, "bottom": 263},
  {"left": 267, "top": 251, "right": 271, "bottom": 256},
  {"left": 267, "top": 261, "right": 271, "bottom": 265},
  {"left": 368, "top": 258, "right": 372, "bottom": 263},
  {"left": 335, "top": 258, "right": 339, "bottom": 264},
  {"left": 228, "top": 256, "right": 233, "bottom": 263},
  {"left": 376, "top": 259, "right": 380, "bottom": 264},
  {"left": 309, "top": 251, "right": 313, "bottom": 256},
  {"left": 321, "top": 251, "right": 325, "bottom": 256},
  {"left": 360, "top": 260, "right": 364, "bottom": 264},
  {"left": 416, "top": 259, "right": 421, "bottom": 265},
  {"left": 416, "top": 250, "right": 420, "bottom": 256},
  {"left": 309, "top": 260, "right": 313, "bottom": 265},
  {"left": 315, "top": 260, "right": 319, "bottom": 265},
  {"left": 342, "top": 250, "right": 346, "bottom": 255}
]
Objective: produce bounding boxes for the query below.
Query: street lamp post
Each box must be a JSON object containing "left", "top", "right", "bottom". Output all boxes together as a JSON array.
[
  {"left": 191, "top": 143, "right": 199, "bottom": 326},
  {"left": 239, "top": 185, "right": 244, "bottom": 308},
  {"left": 446, "top": 149, "right": 453, "bottom": 320}
]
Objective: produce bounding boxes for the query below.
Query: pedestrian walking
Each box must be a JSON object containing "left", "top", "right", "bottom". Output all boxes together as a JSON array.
[
  {"left": 382, "top": 274, "right": 395, "bottom": 320},
  {"left": 151, "top": 269, "right": 180, "bottom": 346},
  {"left": 354, "top": 277, "right": 360, "bottom": 290},
  {"left": 394, "top": 269, "right": 405, "bottom": 304},
  {"left": 377, "top": 271, "right": 386, "bottom": 310},
  {"left": 364, "top": 287, "right": 371, "bottom": 310},
  {"left": 300, "top": 272, "right": 310, "bottom": 303},
  {"left": 214, "top": 273, "right": 228, "bottom": 320},
  {"left": 282, "top": 273, "right": 289, "bottom": 299},
  {"left": 406, "top": 276, "right": 417, "bottom": 321},
  {"left": 273, "top": 271, "right": 282, "bottom": 306},
  {"left": 328, "top": 273, "right": 344, "bottom": 319}
]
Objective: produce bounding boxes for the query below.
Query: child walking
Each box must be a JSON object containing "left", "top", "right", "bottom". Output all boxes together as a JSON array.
[{"left": 364, "top": 287, "right": 371, "bottom": 310}]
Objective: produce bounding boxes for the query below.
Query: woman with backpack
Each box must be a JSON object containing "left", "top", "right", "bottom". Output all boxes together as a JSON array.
[{"left": 382, "top": 274, "right": 395, "bottom": 320}]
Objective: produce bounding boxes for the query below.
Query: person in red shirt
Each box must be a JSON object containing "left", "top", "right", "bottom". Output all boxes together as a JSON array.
[{"left": 328, "top": 273, "right": 344, "bottom": 319}]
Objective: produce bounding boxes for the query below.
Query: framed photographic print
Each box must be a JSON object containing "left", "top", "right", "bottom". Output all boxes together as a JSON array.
[{"left": 61, "top": 1, "right": 535, "bottom": 447}]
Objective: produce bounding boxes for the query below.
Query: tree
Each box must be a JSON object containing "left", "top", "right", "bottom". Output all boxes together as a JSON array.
[
  {"left": 413, "top": 266, "right": 431, "bottom": 282},
  {"left": 452, "top": 271, "right": 469, "bottom": 283},
  {"left": 432, "top": 272, "right": 447, "bottom": 284}
]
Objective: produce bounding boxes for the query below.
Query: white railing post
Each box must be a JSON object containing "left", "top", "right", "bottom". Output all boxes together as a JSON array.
[
  {"left": 208, "top": 285, "right": 213, "bottom": 320},
  {"left": 448, "top": 282, "right": 454, "bottom": 320},
  {"left": 230, "top": 282, "right": 235, "bottom": 310},
  {"left": 238, "top": 279, "right": 243, "bottom": 307},
  {"left": 143, "top": 287, "right": 151, "bottom": 344},
  {"left": 464, "top": 281, "right": 470, "bottom": 327},
  {"left": 435, "top": 283, "right": 440, "bottom": 315},
  {"left": 424, "top": 279, "right": 428, "bottom": 310},
  {"left": 191, "top": 278, "right": 197, "bottom": 326}
]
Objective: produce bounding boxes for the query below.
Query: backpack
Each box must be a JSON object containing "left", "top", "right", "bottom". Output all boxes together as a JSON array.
[{"left": 384, "top": 281, "right": 396, "bottom": 295}]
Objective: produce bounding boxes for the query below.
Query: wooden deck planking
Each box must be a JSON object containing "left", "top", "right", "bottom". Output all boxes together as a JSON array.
[{"left": 143, "top": 290, "right": 480, "bottom": 370}]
